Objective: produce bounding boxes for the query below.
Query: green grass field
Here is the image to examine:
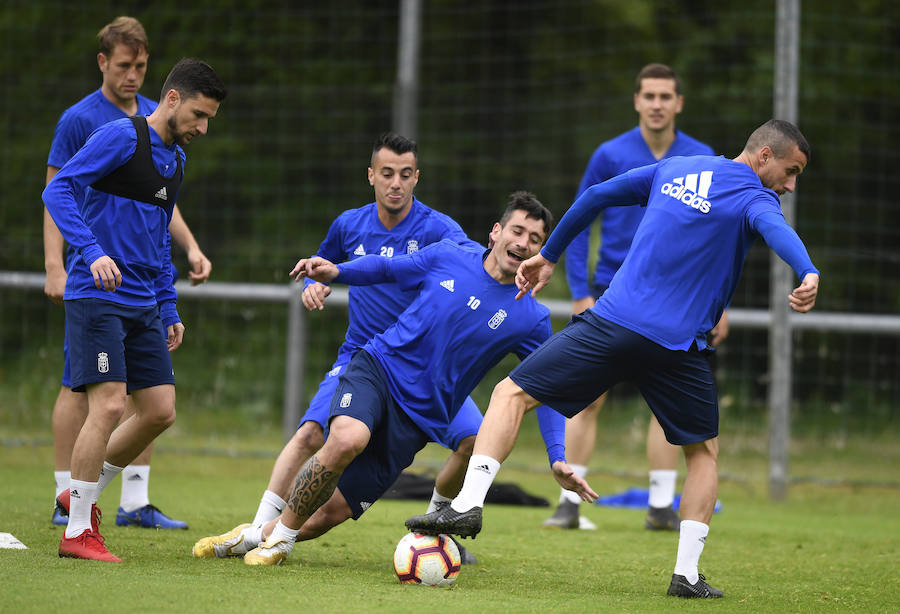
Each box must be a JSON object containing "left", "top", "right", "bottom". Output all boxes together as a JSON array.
[{"left": 2, "top": 417, "right": 898, "bottom": 613}]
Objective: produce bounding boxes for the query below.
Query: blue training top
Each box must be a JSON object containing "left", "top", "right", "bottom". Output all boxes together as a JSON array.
[
  {"left": 310, "top": 198, "right": 479, "bottom": 361},
  {"left": 47, "top": 89, "right": 159, "bottom": 265},
  {"left": 42, "top": 117, "right": 186, "bottom": 326},
  {"left": 334, "top": 239, "right": 565, "bottom": 463},
  {"left": 565, "top": 127, "right": 714, "bottom": 299},
  {"left": 544, "top": 155, "right": 819, "bottom": 351}
]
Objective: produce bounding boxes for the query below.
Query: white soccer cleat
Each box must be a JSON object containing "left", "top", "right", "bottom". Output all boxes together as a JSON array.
[
  {"left": 244, "top": 535, "right": 293, "bottom": 566},
  {"left": 192, "top": 523, "right": 257, "bottom": 558}
]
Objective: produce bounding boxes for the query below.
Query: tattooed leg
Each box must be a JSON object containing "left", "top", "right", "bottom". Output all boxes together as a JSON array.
[{"left": 281, "top": 454, "right": 341, "bottom": 529}]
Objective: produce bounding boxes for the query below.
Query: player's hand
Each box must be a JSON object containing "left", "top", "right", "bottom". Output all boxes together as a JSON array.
[
  {"left": 301, "top": 281, "right": 332, "bottom": 311},
  {"left": 789, "top": 272, "right": 819, "bottom": 313},
  {"left": 44, "top": 267, "right": 67, "bottom": 306},
  {"left": 289, "top": 257, "right": 338, "bottom": 284},
  {"left": 551, "top": 460, "right": 598, "bottom": 503},
  {"left": 709, "top": 309, "right": 730, "bottom": 347},
  {"left": 186, "top": 247, "right": 212, "bottom": 285},
  {"left": 515, "top": 253, "right": 555, "bottom": 300},
  {"left": 571, "top": 296, "right": 595, "bottom": 315},
  {"left": 89, "top": 256, "right": 122, "bottom": 292},
  {"left": 166, "top": 322, "right": 185, "bottom": 352}
]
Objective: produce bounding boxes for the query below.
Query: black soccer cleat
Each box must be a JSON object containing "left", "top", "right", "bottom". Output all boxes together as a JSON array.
[
  {"left": 666, "top": 573, "right": 724, "bottom": 598},
  {"left": 645, "top": 505, "right": 680, "bottom": 531},
  {"left": 405, "top": 505, "right": 483, "bottom": 539}
]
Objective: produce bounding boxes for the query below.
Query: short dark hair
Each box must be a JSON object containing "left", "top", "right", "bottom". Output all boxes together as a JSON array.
[
  {"left": 499, "top": 191, "right": 554, "bottom": 241},
  {"left": 635, "top": 63, "right": 681, "bottom": 95},
  {"left": 372, "top": 132, "right": 417, "bottom": 164},
  {"left": 160, "top": 58, "right": 227, "bottom": 103},
  {"left": 97, "top": 16, "right": 148, "bottom": 57},
  {"left": 744, "top": 119, "right": 811, "bottom": 162}
]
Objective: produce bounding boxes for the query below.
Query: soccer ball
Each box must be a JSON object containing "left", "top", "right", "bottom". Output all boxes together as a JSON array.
[{"left": 393, "top": 532, "right": 461, "bottom": 587}]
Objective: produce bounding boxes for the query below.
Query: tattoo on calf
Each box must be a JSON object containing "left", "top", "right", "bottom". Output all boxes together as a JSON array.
[{"left": 288, "top": 454, "right": 339, "bottom": 518}]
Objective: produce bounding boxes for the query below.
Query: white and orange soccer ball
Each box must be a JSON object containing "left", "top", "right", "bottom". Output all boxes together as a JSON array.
[{"left": 393, "top": 532, "right": 461, "bottom": 587}]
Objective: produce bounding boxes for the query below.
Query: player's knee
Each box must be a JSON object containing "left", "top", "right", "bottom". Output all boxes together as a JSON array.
[
  {"left": 491, "top": 377, "right": 538, "bottom": 413},
  {"left": 320, "top": 429, "right": 366, "bottom": 466},
  {"left": 293, "top": 422, "right": 325, "bottom": 456},
  {"left": 454, "top": 435, "right": 475, "bottom": 457}
]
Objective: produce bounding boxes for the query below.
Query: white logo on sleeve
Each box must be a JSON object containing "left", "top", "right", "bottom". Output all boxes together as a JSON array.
[
  {"left": 97, "top": 352, "right": 110, "bottom": 373},
  {"left": 154, "top": 187, "right": 168, "bottom": 201},
  {"left": 353, "top": 244, "right": 366, "bottom": 256},
  {"left": 340, "top": 393, "right": 352, "bottom": 408},
  {"left": 660, "top": 170, "right": 714, "bottom": 213},
  {"left": 487, "top": 309, "right": 508, "bottom": 329},
  {"left": 406, "top": 240, "right": 419, "bottom": 254},
  {"left": 440, "top": 279, "right": 455, "bottom": 292}
]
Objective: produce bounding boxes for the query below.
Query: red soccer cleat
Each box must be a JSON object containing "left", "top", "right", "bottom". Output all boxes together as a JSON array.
[
  {"left": 55, "top": 488, "right": 102, "bottom": 533},
  {"left": 58, "top": 529, "right": 122, "bottom": 563}
]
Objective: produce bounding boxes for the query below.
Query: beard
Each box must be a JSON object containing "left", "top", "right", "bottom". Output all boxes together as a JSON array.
[{"left": 167, "top": 116, "right": 194, "bottom": 148}]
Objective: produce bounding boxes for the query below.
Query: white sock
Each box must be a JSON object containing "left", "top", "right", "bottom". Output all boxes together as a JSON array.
[
  {"left": 55, "top": 470, "right": 71, "bottom": 498},
  {"left": 120, "top": 465, "right": 151, "bottom": 512},
  {"left": 427, "top": 488, "right": 453, "bottom": 513},
  {"left": 559, "top": 464, "right": 587, "bottom": 504},
  {"left": 648, "top": 469, "right": 677, "bottom": 508},
  {"left": 65, "top": 479, "right": 98, "bottom": 538},
  {"left": 673, "top": 519, "right": 709, "bottom": 584},
  {"left": 450, "top": 455, "right": 501, "bottom": 513},
  {"left": 252, "top": 490, "right": 286, "bottom": 525},
  {"left": 96, "top": 461, "right": 124, "bottom": 502},
  {"left": 270, "top": 519, "right": 299, "bottom": 544}
]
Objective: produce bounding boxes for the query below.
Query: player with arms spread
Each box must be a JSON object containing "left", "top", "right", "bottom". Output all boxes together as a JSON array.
[
  {"left": 546, "top": 63, "right": 721, "bottom": 532},
  {"left": 407, "top": 119, "right": 819, "bottom": 599},
  {"left": 218, "top": 193, "right": 583, "bottom": 566}
]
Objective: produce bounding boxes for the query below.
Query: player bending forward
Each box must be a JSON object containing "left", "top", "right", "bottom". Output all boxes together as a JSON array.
[{"left": 406, "top": 119, "right": 820, "bottom": 599}]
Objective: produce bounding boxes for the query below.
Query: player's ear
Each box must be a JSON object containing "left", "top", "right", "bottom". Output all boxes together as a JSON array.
[
  {"left": 97, "top": 52, "right": 108, "bottom": 73},
  {"left": 759, "top": 145, "right": 773, "bottom": 166},
  {"left": 488, "top": 222, "right": 502, "bottom": 245},
  {"left": 367, "top": 167, "right": 375, "bottom": 186}
]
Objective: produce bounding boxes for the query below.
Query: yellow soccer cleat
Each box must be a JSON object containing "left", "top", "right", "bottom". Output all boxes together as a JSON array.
[
  {"left": 192, "top": 523, "right": 254, "bottom": 558},
  {"left": 244, "top": 535, "right": 293, "bottom": 566}
]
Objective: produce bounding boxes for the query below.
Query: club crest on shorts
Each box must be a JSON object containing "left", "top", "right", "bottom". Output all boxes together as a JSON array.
[
  {"left": 340, "top": 392, "right": 352, "bottom": 408},
  {"left": 487, "top": 309, "right": 508, "bottom": 330},
  {"left": 97, "top": 352, "right": 110, "bottom": 373},
  {"left": 406, "top": 240, "right": 419, "bottom": 254}
]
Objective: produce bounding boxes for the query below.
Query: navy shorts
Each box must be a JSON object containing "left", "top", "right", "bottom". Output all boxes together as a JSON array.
[
  {"left": 302, "top": 351, "right": 481, "bottom": 452},
  {"left": 510, "top": 311, "right": 718, "bottom": 445},
  {"left": 327, "top": 350, "right": 431, "bottom": 519},
  {"left": 64, "top": 298, "right": 175, "bottom": 393}
]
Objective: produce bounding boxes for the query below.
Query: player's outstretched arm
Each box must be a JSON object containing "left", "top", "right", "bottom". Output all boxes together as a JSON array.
[
  {"left": 515, "top": 253, "right": 555, "bottom": 300},
  {"left": 289, "top": 256, "right": 338, "bottom": 284},
  {"left": 551, "top": 460, "right": 598, "bottom": 502},
  {"left": 788, "top": 272, "right": 818, "bottom": 313}
]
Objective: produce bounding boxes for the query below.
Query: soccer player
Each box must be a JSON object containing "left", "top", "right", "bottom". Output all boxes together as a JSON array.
[
  {"left": 545, "top": 63, "right": 724, "bottom": 532},
  {"left": 406, "top": 119, "right": 819, "bottom": 599},
  {"left": 44, "top": 58, "right": 227, "bottom": 562},
  {"left": 45, "top": 16, "right": 211, "bottom": 530},
  {"left": 205, "top": 193, "right": 585, "bottom": 566},
  {"left": 192, "top": 132, "right": 485, "bottom": 564}
]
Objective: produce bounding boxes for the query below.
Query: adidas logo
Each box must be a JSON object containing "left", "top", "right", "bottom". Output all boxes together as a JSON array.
[
  {"left": 473, "top": 464, "right": 491, "bottom": 474},
  {"left": 127, "top": 474, "right": 144, "bottom": 481},
  {"left": 660, "top": 171, "right": 713, "bottom": 214},
  {"left": 71, "top": 489, "right": 80, "bottom": 498},
  {"left": 154, "top": 186, "right": 168, "bottom": 201},
  {"left": 440, "top": 279, "right": 455, "bottom": 292},
  {"left": 353, "top": 244, "right": 366, "bottom": 256},
  {"left": 360, "top": 502, "right": 372, "bottom": 511}
]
